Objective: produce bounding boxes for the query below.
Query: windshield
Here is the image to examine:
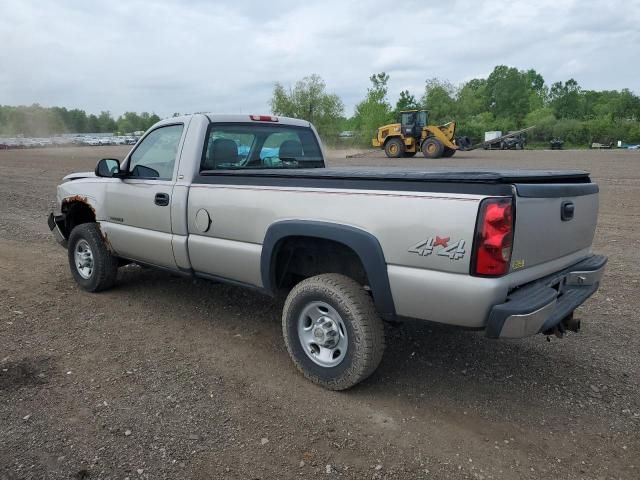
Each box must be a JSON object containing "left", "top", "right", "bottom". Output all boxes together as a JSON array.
[{"left": 201, "top": 123, "right": 324, "bottom": 171}]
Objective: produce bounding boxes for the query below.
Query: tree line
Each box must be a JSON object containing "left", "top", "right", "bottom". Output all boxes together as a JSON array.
[
  {"left": 271, "top": 67, "right": 640, "bottom": 147},
  {"left": 3, "top": 65, "right": 638, "bottom": 147},
  {"left": 0, "top": 104, "right": 162, "bottom": 136}
]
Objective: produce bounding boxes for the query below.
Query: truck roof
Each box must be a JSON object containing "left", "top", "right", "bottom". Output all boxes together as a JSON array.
[{"left": 160, "top": 113, "right": 312, "bottom": 128}]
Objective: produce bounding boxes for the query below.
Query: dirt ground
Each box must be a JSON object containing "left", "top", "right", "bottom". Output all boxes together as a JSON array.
[{"left": 0, "top": 146, "right": 638, "bottom": 480}]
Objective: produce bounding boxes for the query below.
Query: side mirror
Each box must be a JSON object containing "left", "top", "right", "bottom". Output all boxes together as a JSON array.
[{"left": 95, "top": 158, "right": 121, "bottom": 178}]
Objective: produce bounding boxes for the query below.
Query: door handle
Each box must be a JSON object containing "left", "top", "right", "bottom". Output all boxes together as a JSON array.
[{"left": 154, "top": 192, "right": 170, "bottom": 206}]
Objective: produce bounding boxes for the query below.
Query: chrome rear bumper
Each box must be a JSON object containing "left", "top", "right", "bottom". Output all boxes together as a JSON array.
[{"left": 486, "top": 255, "right": 607, "bottom": 339}]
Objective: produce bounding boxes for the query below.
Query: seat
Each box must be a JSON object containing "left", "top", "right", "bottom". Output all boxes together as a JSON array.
[
  {"left": 278, "top": 140, "right": 303, "bottom": 159},
  {"left": 204, "top": 138, "right": 238, "bottom": 169}
]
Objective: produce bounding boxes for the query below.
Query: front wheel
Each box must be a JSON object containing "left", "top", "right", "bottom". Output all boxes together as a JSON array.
[
  {"left": 67, "top": 223, "right": 119, "bottom": 292},
  {"left": 282, "top": 274, "right": 385, "bottom": 390},
  {"left": 422, "top": 137, "right": 445, "bottom": 158},
  {"left": 384, "top": 138, "right": 405, "bottom": 158}
]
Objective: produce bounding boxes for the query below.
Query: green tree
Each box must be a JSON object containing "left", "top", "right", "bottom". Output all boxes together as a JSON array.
[
  {"left": 457, "top": 79, "right": 488, "bottom": 118},
  {"left": 87, "top": 114, "right": 100, "bottom": 133},
  {"left": 394, "top": 90, "right": 418, "bottom": 115},
  {"left": 549, "top": 79, "right": 584, "bottom": 119},
  {"left": 270, "top": 74, "right": 344, "bottom": 138},
  {"left": 485, "top": 66, "right": 532, "bottom": 124},
  {"left": 421, "top": 78, "right": 456, "bottom": 124},
  {"left": 68, "top": 109, "right": 88, "bottom": 133},
  {"left": 116, "top": 112, "right": 141, "bottom": 133},
  {"left": 352, "top": 72, "right": 393, "bottom": 144},
  {"left": 98, "top": 111, "right": 117, "bottom": 132},
  {"left": 524, "top": 69, "right": 547, "bottom": 111},
  {"left": 524, "top": 107, "right": 556, "bottom": 142},
  {"left": 0, "top": 105, "right": 158, "bottom": 136}
]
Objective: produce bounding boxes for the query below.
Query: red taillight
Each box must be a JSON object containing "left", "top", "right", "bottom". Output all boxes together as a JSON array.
[
  {"left": 473, "top": 198, "right": 514, "bottom": 276},
  {"left": 250, "top": 115, "right": 278, "bottom": 122}
]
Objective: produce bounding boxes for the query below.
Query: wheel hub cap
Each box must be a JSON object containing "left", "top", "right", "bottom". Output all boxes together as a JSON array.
[
  {"left": 312, "top": 317, "right": 340, "bottom": 348},
  {"left": 74, "top": 239, "right": 94, "bottom": 279},
  {"left": 298, "top": 301, "right": 348, "bottom": 368}
]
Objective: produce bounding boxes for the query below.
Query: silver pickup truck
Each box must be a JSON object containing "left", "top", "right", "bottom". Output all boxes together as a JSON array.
[{"left": 48, "top": 114, "right": 607, "bottom": 390}]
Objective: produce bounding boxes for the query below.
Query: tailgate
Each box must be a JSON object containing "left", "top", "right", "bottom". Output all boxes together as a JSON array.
[{"left": 510, "top": 183, "right": 599, "bottom": 271}]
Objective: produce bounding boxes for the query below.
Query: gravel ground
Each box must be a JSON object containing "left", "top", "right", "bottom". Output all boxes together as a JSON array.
[{"left": 0, "top": 146, "right": 638, "bottom": 480}]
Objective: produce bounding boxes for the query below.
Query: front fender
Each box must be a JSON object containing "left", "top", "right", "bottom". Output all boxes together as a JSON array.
[{"left": 57, "top": 179, "right": 108, "bottom": 221}]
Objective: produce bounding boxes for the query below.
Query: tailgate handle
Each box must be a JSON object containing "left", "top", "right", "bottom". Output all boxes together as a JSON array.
[{"left": 561, "top": 201, "right": 575, "bottom": 221}]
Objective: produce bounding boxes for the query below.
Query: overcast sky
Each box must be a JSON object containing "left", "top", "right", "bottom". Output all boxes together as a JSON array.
[{"left": 1, "top": 0, "right": 639, "bottom": 118}]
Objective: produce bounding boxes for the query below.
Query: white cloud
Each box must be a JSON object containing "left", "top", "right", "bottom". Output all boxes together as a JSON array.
[{"left": 0, "top": 0, "right": 638, "bottom": 118}]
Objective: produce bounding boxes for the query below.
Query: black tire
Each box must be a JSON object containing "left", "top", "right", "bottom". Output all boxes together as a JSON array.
[
  {"left": 456, "top": 136, "right": 471, "bottom": 150},
  {"left": 404, "top": 150, "right": 417, "bottom": 157},
  {"left": 442, "top": 147, "right": 456, "bottom": 158},
  {"left": 67, "top": 223, "right": 119, "bottom": 292},
  {"left": 282, "top": 274, "right": 385, "bottom": 390},
  {"left": 421, "top": 137, "right": 445, "bottom": 158},
  {"left": 384, "top": 138, "right": 405, "bottom": 158}
]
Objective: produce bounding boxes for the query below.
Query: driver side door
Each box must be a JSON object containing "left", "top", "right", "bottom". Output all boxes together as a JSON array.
[{"left": 102, "top": 123, "right": 185, "bottom": 269}]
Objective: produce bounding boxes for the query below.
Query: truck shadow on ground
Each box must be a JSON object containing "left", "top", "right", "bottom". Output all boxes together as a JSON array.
[{"left": 114, "top": 267, "right": 615, "bottom": 424}]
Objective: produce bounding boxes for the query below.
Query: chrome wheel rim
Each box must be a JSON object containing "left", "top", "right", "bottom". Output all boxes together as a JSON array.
[
  {"left": 74, "top": 239, "right": 94, "bottom": 279},
  {"left": 297, "top": 301, "right": 348, "bottom": 368}
]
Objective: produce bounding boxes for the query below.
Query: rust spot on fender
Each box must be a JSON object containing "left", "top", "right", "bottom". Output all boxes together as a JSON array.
[
  {"left": 96, "top": 221, "right": 114, "bottom": 252},
  {"left": 62, "top": 195, "right": 96, "bottom": 216},
  {"left": 62, "top": 196, "right": 113, "bottom": 250}
]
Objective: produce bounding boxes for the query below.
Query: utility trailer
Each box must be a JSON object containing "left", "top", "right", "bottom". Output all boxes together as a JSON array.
[{"left": 459, "top": 126, "right": 536, "bottom": 151}]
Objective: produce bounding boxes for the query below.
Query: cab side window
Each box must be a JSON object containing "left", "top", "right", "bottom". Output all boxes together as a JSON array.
[{"left": 128, "top": 124, "right": 184, "bottom": 180}]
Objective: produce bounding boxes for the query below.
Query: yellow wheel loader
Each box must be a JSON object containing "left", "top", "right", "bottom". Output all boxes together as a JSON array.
[{"left": 372, "top": 110, "right": 458, "bottom": 159}]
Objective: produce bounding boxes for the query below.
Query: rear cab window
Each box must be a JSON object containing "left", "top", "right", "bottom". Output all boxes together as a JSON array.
[{"left": 200, "top": 123, "right": 324, "bottom": 171}]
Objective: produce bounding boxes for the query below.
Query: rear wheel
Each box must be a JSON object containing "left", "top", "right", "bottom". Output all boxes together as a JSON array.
[
  {"left": 442, "top": 147, "right": 456, "bottom": 158},
  {"left": 282, "top": 274, "right": 385, "bottom": 390},
  {"left": 67, "top": 223, "right": 118, "bottom": 292},
  {"left": 422, "top": 137, "right": 445, "bottom": 158},
  {"left": 384, "top": 138, "right": 405, "bottom": 158}
]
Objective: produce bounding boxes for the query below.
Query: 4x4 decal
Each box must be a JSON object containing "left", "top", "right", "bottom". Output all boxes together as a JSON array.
[{"left": 408, "top": 235, "right": 466, "bottom": 260}]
